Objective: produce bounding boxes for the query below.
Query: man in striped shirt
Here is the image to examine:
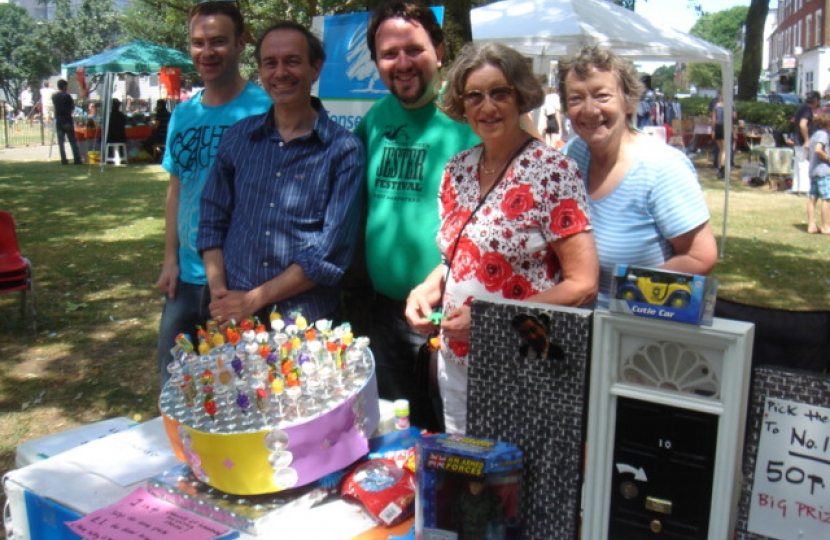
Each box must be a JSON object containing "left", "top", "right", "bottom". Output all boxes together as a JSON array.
[{"left": 198, "top": 22, "right": 365, "bottom": 326}]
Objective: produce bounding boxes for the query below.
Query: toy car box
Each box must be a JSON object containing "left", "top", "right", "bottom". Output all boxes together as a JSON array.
[
  {"left": 415, "top": 434, "right": 522, "bottom": 540},
  {"left": 610, "top": 264, "right": 718, "bottom": 326}
]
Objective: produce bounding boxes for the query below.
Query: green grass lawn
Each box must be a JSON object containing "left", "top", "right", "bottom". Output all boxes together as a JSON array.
[
  {"left": 700, "top": 154, "right": 830, "bottom": 310},
  {"left": 0, "top": 161, "right": 168, "bottom": 483},
  {"left": 0, "top": 151, "right": 827, "bottom": 508}
]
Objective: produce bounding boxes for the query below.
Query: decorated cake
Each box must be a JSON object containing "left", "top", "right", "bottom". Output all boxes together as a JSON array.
[{"left": 159, "top": 313, "right": 379, "bottom": 496}]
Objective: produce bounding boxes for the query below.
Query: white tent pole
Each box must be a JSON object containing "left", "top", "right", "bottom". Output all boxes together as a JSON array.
[
  {"left": 720, "top": 62, "right": 734, "bottom": 258},
  {"left": 99, "top": 73, "right": 114, "bottom": 172}
]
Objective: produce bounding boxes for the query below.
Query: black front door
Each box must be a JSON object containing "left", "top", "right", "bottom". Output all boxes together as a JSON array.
[{"left": 608, "top": 397, "right": 719, "bottom": 539}]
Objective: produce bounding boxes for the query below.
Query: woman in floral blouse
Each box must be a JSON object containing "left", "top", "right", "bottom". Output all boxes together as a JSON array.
[{"left": 405, "top": 42, "right": 598, "bottom": 434}]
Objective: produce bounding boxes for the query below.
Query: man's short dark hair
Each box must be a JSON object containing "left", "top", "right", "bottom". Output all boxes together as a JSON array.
[
  {"left": 806, "top": 90, "right": 821, "bottom": 104},
  {"left": 57, "top": 79, "right": 68, "bottom": 91},
  {"left": 188, "top": 1, "right": 246, "bottom": 40},
  {"left": 366, "top": 0, "right": 443, "bottom": 62},
  {"left": 254, "top": 21, "right": 326, "bottom": 67}
]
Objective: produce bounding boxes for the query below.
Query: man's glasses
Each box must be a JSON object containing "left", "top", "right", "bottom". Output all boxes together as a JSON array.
[{"left": 461, "top": 86, "right": 515, "bottom": 107}]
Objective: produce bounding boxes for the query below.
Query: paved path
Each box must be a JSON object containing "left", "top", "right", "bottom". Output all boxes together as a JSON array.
[{"left": 0, "top": 144, "right": 59, "bottom": 162}]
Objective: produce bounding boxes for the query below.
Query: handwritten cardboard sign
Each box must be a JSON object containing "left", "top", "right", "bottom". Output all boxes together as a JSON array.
[
  {"left": 66, "top": 487, "right": 237, "bottom": 540},
  {"left": 747, "top": 396, "right": 830, "bottom": 540}
]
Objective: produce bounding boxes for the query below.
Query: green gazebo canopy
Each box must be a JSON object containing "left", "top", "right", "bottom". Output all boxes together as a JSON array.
[{"left": 62, "top": 39, "right": 195, "bottom": 76}]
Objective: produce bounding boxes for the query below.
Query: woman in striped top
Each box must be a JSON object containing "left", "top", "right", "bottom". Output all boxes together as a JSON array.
[{"left": 560, "top": 45, "right": 717, "bottom": 307}]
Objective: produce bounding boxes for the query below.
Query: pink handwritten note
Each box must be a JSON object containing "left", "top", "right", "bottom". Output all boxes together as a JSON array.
[{"left": 66, "top": 487, "right": 237, "bottom": 540}]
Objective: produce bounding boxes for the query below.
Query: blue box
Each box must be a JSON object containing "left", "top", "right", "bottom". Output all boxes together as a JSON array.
[
  {"left": 415, "top": 434, "right": 522, "bottom": 540},
  {"left": 609, "top": 264, "right": 718, "bottom": 326}
]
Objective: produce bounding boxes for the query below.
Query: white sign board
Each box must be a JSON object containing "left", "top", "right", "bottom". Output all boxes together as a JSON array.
[{"left": 748, "top": 397, "right": 830, "bottom": 539}]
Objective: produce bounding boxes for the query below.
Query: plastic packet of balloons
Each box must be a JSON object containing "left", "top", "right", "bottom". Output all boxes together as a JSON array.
[{"left": 341, "top": 458, "right": 415, "bottom": 526}]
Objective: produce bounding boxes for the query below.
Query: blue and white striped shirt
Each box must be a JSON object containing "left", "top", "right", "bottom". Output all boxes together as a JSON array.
[
  {"left": 198, "top": 99, "right": 365, "bottom": 320},
  {"left": 564, "top": 135, "right": 710, "bottom": 307}
]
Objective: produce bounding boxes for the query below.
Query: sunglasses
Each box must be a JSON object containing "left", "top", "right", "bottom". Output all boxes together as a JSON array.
[{"left": 461, "top": 86, "right": 515, "bottom": 107}]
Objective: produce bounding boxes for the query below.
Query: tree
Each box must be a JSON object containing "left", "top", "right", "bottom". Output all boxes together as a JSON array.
[
  {"left": 73, "top": 0, "right": 122, "bottom": 59},
  {"left": 121, "top": 1, "right": 189, "bottom": 54},
  {"left": 0, "top": 4, "right": 53, "bottom": 110},
  {"left": 41, "top": 0, "right": 121, "bottom": 65},
  {"left": 651, "top": 64, "right": 686, "bottom": 97},
  {"left": 737, "top": 0, "right": 770, "bottom": 100},
  {"left": 687, "top": 6, "right": 749, "bottom": 91}
]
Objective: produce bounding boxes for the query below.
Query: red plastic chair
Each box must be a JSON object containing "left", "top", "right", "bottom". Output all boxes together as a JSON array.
[{"left": 0, "top": 211, "right": 37, "bottom": 331}]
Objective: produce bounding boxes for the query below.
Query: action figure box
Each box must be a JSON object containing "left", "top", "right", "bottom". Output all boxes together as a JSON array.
[
  {"left": 609, "top": 264, "right": 718, "bottom": 326},
  {"left": 415, "top": 434, "right": 522, "bottom": 540}
]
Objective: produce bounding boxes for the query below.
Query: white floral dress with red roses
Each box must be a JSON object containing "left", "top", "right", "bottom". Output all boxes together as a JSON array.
[{"left": 438, "top": 140, "right": 591, "bottom": 366}]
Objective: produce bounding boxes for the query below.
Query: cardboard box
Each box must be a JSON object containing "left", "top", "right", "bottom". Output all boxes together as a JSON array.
[
  {"left": 609, "top": 264, "right": 718, "bottom": 326},
  {"left": 415, "top": 434, "right": 522, "bottom": 540}
]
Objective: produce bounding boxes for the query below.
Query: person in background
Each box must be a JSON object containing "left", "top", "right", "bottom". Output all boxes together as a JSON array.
[
  {"left": 142, "top": 99, "right": 171, "bottom": 158},
  {"left": 198, "top": 21, "right": 364, "bottom": 327},
  {"left": 155, "top": 0, "right": 272, "bottom": 385},
  {"left": 52, "top": 79, "right": 83, "bottom": 165},
  {"left": 107, "top": 98, "right": 128, "bottom": 144},
  {"left": 40, "top": 82, "right": 54, "bottom": 123},
  {"left": 20, "top": 85, "right": 33, "bottom": 122},
  {"left": 793, "top": 90, "right": 821, "bottom": 195},
  {"left": 560, "top": 45, "right": 716, "bottom": 308},
  {"left": 806, "top": 112, "right": 830, "bottom": 234},
  {"left": 710, "top": 92, "right": 736, "bottom": 179},
  {"left": 405, "top": 42, "right": 597, "bottom": 434},
  {"left": 537, "top": 85, "right": 562, "bottom": 147},
  {"left": 349, "top": 0, "right": 481, "bottom": 432}
]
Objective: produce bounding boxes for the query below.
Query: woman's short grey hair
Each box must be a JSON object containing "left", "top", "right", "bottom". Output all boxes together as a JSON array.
[
  {"left": 557, "top": 45, "right": 644, "bottom": 126},
  {"left": 440, "top": 42, "right": 545, "bottom": 123}
]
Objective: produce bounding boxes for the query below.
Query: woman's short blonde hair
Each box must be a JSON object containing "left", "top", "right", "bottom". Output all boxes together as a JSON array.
[
  {"left": 557, "top": 45, "right": 644, "bottom": 126},
  {"left": 440, "top": 42, "right": 545, "bottom": 123}
]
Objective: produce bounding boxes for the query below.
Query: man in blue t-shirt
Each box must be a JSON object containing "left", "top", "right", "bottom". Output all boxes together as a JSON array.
[{"left": 156, "top": 1, "right": 271, "bottom": 384}]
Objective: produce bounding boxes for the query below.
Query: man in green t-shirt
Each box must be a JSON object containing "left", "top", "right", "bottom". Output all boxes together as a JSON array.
[{"left": 351, "top": 0, "right": 479, "bottom": 432}]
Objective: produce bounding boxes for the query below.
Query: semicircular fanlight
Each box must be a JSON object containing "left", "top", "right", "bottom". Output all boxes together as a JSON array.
[{"left": 620, "top": 341, "right": 719, "bottom": 398}]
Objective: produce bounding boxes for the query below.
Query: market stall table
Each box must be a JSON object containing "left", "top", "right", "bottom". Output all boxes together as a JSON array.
[
  {"left": 4, "top": 418, "right": 413, "bottom": 540},
  {"left": 74, "top": 125, "right": 152, "bottom": 141},
  {"left": 74, "top": 125, "right": 153, "bottom": 161}
]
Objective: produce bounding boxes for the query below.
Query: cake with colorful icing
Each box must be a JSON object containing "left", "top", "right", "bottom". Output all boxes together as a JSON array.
[{"left": 159, "top": 314, "right": 379, "bottom": 496}]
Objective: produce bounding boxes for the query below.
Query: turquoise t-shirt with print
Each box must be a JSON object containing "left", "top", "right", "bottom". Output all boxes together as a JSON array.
[{"left": 162, "top": 82, "right": 272, "bottom": 284}]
